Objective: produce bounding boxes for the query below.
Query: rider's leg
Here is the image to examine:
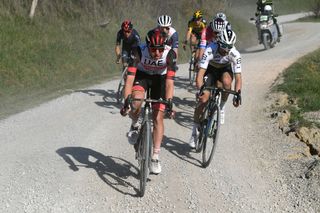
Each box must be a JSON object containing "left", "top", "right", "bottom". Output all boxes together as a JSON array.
[{"left": 152, "top": 109, "right": 165, "bottom": 157}]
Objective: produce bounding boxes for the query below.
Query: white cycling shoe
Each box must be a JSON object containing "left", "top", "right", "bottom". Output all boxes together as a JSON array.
[{"left": 150, "top": 155, "right": 161, "bottom": 174}]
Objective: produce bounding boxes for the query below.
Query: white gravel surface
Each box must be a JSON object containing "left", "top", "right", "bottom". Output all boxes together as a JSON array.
[{"left": 1, "top": 18, "right": 320, "bottom": 212}]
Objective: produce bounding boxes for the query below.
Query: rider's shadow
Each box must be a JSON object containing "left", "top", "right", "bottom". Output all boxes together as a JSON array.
[
  {"left": 56, "top": 147, "right": 140, "bottom": 196},
  {"left": 75, "top": 89, "right": 122, "bottom": 110},
  {"left": 162, "top": 136, "right": 202, "bottom": 167}
]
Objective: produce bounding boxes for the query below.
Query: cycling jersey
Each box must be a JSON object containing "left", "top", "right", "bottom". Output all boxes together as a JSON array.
[
  {"left": 128, "top": 44, "right": 177, "bottom": 77},
  {"left": 116, "top": 29, "right": 141, "bottom": 53},
  {"left": 199, "top": 26, "right": 217, "bottom": 49},
  {"left": 187, "top": 18, "right": 207, "bottom": 38},
  {"left": 165, "top": 27, "right": 179, "bottom": 49},
  {"left": 199, "top": 42, "right": 241, "bottom": 74}
]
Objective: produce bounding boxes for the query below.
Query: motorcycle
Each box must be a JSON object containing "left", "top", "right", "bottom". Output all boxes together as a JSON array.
[{"left": 251, "top": 13, "right": 281, "bottom": 50}]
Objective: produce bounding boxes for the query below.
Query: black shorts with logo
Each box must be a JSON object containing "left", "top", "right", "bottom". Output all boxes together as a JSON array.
[{"left": 203, "top": 64, "right": 234, "bottom": 87}]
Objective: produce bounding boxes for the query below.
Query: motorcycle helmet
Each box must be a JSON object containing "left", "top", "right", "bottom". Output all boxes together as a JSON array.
[{"left": 264, "top": 5, "right": 272, "bottom": 12}]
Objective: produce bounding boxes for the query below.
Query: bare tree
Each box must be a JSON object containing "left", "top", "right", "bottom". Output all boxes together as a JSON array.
[{"left": 29, "top": 0, "right": 39, "bottom": 19}]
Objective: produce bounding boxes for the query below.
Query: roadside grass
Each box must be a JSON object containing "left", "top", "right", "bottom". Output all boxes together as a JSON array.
[{"left": 275, "top": 49, "right": 320, "bottom": 128}]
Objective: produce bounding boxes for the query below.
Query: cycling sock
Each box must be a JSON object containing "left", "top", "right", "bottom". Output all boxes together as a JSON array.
[{"left": 152, "top": 149, "right": 160, "bottom": 160}]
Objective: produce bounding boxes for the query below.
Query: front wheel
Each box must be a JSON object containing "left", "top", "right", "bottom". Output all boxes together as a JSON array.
[
  {"left": 138, "top": 120, "right": 152, "bottom": 197},
  {"left": 202, "top": 104, "right": 220, "bottom": 168},
  {"left": 262, "top": 33, "right": 271, "bottom": 50},
  {"left": 116, "top": 67, "right": 127, "bottom": 104}
]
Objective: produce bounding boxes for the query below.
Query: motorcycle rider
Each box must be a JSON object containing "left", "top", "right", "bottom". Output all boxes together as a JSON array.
[{"left": 255, "top": 2, "right": 282, "bottom": 41}]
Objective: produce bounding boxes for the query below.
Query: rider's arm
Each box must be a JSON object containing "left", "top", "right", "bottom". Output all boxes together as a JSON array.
[
  {"left": 170, "top": 31, "right": 179, "bottom": 58},
  {"left": 198, "top": 28, "right": 207, "bottom": 61},
  {"left": 165, "top": 49, "right": 177, "bottom": 100},
  {"left": 124, "top": 46, "right": 141, "bottom": 99},
  {"left": 115, "top": 30, "right": 122, "bottom": 60},
  {"left": 132, "top": 29, "right": 141, "bottom": 47},
  {"left": 231, "top": 50, "right": 242, "bottom": 93},
  {"left": 196, "top": 68, "right": 206, "bottom": 90}
]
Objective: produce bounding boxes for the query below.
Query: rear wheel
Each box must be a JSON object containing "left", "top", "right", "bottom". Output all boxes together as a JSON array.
[
  {"left": 189, "top": 52, "right": 196, "bottom": 86},
  {"left": 202, "top": 104, "right": 220, "bottom": 168}
]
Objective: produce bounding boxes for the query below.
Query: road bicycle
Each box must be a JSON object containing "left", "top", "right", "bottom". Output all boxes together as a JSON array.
[
  {"left": 196, "top": 86, "right": 240, "bottom": 168},
  {"left": 116, "top": 56, "right": 130, "bottom": 104},
  {"left": 131, "top": 91, "right": 170, "bottom": 197},
  {"left": 188, "top": 47, "right": 198, "bottom": 86}
]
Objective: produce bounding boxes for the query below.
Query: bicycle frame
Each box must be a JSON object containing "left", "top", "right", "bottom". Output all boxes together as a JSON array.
[
  {"left": 131, "top": 90, "right": 169, "bottom": 197},
  {"left": 198, "top": 86, "right": 239, "bottom": 167}
]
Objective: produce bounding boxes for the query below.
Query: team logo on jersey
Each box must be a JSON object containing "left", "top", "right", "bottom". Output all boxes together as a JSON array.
[{"left": 143, "top": 58, "right": 165, "bottom": 66}]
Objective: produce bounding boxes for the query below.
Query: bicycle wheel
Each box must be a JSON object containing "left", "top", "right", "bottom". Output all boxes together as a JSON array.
[
  {"left": 138, "top": 120, "right": 152, "bottom": 197},
  {"left": 202, "top": 104, "right": 220, "bottom": 168},
  {"left": 116, "top": 67, "right": 127, "bottom": 104},
  {"left": 189, "top": 54, "right": 195, "bottom": 86}
]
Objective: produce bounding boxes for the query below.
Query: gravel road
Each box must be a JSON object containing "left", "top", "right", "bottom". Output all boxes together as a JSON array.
[{"left": 1, "top": 17, "right": 320, "bottom": 212}]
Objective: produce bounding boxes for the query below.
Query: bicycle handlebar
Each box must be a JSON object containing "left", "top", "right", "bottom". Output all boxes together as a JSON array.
[{"left": 200, "top": 86, "right": 240, "bottom": 96}]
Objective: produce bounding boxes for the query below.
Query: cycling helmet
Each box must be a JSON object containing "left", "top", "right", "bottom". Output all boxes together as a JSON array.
[
  {"left": 193, "top": 10, "right": 203, "bottom": 19},
  {"left": 157, "top": 15, "right": 172, "bottom": 27},
  {"left": 210, "top": 17, "right": 226, "bottom": 33},
  {"left": 264, "top": 5, "right": 272, "bottom": 12},
  {"left": 146, "top": 29, "right": 167, "bottom": 48},
  {"left": 216, "top": 12, "right": 226, "bottom": 21},
  {"left": 218, "top": 29, "right": 236, "bottom": 49},
  {"left": 121, "top": 20, "right": 133, "bottom": 31}
]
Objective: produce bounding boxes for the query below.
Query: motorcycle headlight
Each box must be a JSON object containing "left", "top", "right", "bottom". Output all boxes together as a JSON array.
[{"left": 260, "top": 24, "right": 267, "bottom": 29}]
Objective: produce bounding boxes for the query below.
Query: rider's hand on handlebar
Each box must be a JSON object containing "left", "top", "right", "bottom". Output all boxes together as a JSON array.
[
  {"left": 233, "top": 90, "right": 242, "bottom": 107},
  {"left": 116, "top": 55, "right": 121, "bottom": 64},
  {"left": 165, "top": 98, "right": 175, "bottom": 119},
  {"left": 182, "top": 40, "right": 187, "bottom": 51},
  {"left": 120, "top": 95, "right": 132, "bottom": 116}
]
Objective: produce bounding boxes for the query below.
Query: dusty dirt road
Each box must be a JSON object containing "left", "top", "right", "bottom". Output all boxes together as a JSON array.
[{"left": 1, "top": 18, "right": 320, "bottom": 212}]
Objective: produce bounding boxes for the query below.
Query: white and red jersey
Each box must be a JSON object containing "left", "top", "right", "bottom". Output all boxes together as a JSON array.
[
  {"left": 199, "top": 27, "right": 217, "bottom": 49},
  {"left": 199, "top": 42, "right": 241, "bottom": 74},
  {"left": 127, "top": 43, "right": 177, "bottom": 78}
]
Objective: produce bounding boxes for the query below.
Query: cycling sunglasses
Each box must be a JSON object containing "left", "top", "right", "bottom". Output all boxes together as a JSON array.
[
  {"left": 218, "top": 42, "right": 233, "bottom": 50},
  {"left": 161, "top": 27, "right": 170, "bottom": 31},
  {"left": 150, "top": 47, "right": 165, "bottom": 53}
]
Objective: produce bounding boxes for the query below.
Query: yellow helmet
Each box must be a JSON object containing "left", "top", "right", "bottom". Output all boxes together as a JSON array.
[{"left": 193, "top": 10, "right": 203, "bottom": 19}]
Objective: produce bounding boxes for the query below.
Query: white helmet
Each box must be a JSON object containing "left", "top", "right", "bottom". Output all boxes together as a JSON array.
[
  {"left": 157, "top": 15, "right": 172, "bottom": 27},
  {"left": 210, "top": 17, "right": 226, "bottom": 33},
  {"left": 216, "top": 12, "right": 226, "bottom": 21},
  {"left": 264, "top": 5, "right": 272, "bottom": 12},
  {"left": 218, "top": 29, "right": 236, "bottom": 49}
]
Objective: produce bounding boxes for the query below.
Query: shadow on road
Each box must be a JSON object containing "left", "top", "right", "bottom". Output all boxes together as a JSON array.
[
  {"left": 75, "top": 89, "right": 122, "bottom": 110},
  {"left": 163, "top": 136, "right": 202, "bottom": 168},
  {"left": 56, "top": 146, "right": 140, "bottom": 196}
]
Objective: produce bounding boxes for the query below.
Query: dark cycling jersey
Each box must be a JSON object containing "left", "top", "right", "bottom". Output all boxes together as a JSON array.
[{"left": 116, "top": 29, "right": 141, "bottom": 53}]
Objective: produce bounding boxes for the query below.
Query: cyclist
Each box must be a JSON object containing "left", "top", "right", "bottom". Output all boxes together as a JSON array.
[
  {"left": 120, "top": 29, "right": 177, "bottom": 174},
  {"left": 115, "top": 20, "right": 141, "bottom": 66},
  {"left": 182, "top": 10, "right": 207, "bottom": 67},
  {"left": 157, "top": 15, "right": 179, "bottom": 59},
  {"left": 198, "top": 12, "right": 232, "bottom": 61},
  {"left": 189, "top": 29, "right": 242, "bottom": 148}
]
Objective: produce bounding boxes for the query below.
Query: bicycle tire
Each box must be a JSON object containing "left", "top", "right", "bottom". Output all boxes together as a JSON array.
[
  {"left": 116, "top": 67, "right": 127, "bottom": 104},
  {"left": 202, "top": 104, "right": 220, "bottom": 168},
  {"left": 188, "top": 55, "right": 195, "bottom": 86},
  {"left": 138, "top": 120, "right": 152, "bottom": 197}
]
